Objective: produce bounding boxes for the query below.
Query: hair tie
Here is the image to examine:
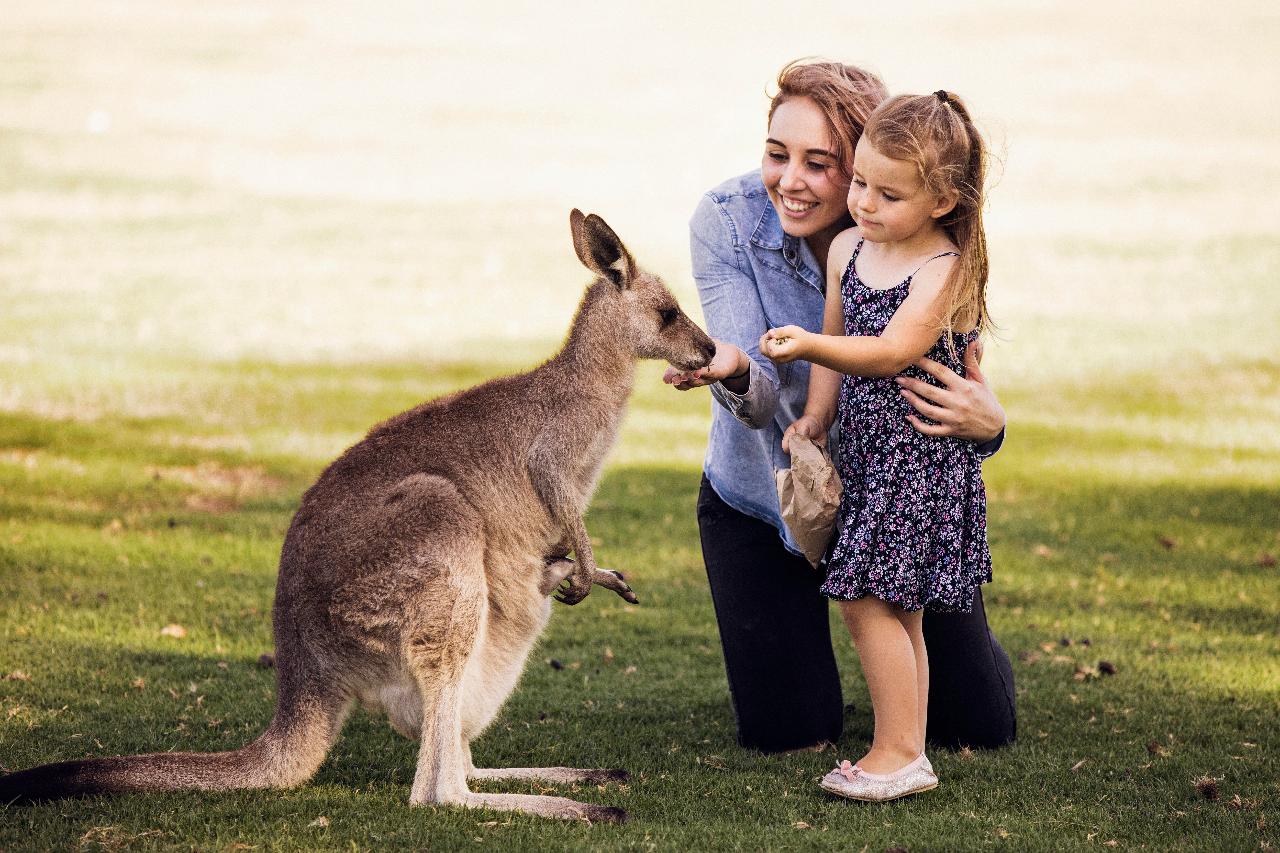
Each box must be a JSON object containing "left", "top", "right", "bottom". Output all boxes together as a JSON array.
[{"left": 934, "top": 90, "right": 951, "bottom": 106}]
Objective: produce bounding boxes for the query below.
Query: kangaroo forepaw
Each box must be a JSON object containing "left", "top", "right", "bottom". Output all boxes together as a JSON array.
[{"left": 554, "top": 576, "right": 591, "bottom": 606}]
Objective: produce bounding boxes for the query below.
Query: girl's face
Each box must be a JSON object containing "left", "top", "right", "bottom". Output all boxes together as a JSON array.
[
  {"left": 761, "top": 97, "right": 851, "bottom": 241},
  {"left": 847, "top": 137, "right": 956, "bottom": 243}
]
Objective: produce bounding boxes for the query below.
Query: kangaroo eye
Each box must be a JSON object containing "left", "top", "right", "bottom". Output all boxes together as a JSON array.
[{"left": 658, "top": 308, "right": 678, "bottom": 325}]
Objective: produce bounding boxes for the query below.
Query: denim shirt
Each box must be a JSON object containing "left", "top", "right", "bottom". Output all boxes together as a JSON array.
[{"left": 690, "top": 170, "right": 1002, "bottom": 555}]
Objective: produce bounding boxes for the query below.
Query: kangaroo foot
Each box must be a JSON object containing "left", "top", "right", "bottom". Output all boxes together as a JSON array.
[
  {"left": 469, "top": 766, "right": 630, "bottom": 785},
  {"left": 460, "top": 791, "right": 627, "bottom": 823}
]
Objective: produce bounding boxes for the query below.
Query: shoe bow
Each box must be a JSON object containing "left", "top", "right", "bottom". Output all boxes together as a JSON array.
[{"left": 836, "top": 760, "right": 861, "bottom": 782}]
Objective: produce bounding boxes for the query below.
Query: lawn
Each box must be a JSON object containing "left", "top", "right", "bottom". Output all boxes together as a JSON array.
[{"left": 1, "top": 2, "right": 1277, "bottom": 851}]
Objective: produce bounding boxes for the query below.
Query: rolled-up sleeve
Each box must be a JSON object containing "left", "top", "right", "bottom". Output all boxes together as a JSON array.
[
  {"left": 690, "top": 195, "right": 780, "bottom": 429},
  {"left": 975, "top": 427, "right": 1005, "bottom": 459}
]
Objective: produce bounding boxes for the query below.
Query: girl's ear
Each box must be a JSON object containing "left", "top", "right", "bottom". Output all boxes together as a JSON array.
[{"left": 930, "top": 189, "right": 959, "bottom": 220}]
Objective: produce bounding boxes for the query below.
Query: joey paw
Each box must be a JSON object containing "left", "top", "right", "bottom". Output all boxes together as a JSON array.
[{"left": 554, "top": 577, "right": 592, "bottom": 606}]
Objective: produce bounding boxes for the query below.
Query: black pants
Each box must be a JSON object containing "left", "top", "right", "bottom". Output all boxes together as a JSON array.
[{"left": 697, "top": 476, "right": 1016, "bottom": 753}]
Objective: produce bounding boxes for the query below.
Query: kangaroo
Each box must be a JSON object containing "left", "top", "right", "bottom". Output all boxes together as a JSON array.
[{"left": 0, "top": 210, "right": 716, "bottom": 823}]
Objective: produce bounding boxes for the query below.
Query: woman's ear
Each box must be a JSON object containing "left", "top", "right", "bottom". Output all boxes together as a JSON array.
[{"left": 930, "top": 189, "right": 959, "bottom": 220}]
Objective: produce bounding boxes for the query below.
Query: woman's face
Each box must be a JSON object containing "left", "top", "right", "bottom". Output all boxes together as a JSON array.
[{"left": 762, "top": 97, "right": 851, "bottom": 241}]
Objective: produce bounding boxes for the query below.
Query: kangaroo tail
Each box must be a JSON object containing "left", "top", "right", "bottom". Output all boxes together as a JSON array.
[{"left": 0, "top": 697, "right": 347, "bottom": 805}]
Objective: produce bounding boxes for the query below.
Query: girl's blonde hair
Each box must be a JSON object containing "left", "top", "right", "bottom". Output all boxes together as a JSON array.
[
  {"left": 863, "top": 91, "right": 991, "bottom": 339},
  {"left": 768, "top": 59, "right": 889, "bottom": 180}
]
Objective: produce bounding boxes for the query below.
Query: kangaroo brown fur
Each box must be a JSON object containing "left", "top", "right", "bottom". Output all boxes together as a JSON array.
[{"left": 0, "top": 210, "right": 715, "bottom": 823}]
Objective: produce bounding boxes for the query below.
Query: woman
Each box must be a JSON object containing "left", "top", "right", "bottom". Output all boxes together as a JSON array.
[{"left": 665, "top": 59, "right": 1016, "bottom": 753}]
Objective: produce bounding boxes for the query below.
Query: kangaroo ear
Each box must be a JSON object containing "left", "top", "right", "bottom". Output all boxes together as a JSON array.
[{"left": 569, "top": 209, "right": 635, "bottom": 289}]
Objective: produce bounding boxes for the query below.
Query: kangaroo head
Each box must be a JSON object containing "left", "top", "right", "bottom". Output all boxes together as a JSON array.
[{"left": 569, "top": 209, "right": 716, "bottom": 372}]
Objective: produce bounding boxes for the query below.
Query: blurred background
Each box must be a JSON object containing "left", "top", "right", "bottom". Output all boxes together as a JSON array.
[{"left": 5, "top": 1, "right": 1277, "bottom": 380}]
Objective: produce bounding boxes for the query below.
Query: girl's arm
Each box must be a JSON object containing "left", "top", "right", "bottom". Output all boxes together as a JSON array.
[
  {"left": 763, "top": 254, "right": 956, "bottom": 378},
  {"left": 782, "top": 229, "right": 857, "bottom": 451}
]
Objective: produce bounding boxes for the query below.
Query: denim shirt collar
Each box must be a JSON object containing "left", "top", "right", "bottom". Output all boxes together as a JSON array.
[{"left": 749, "top": 199, "right": 824, "bottom": 292}]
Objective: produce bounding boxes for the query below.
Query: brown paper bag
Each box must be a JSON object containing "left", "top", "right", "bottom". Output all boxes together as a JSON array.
[{"left": 776, "top": 434, "right": 842, "bottom": 568}]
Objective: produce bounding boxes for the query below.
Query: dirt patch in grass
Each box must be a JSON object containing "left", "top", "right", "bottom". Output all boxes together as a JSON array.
[
  {"left": 0, "top": 448, "right": 88, "bottom": 475},
  {"left": 149, "top": 461, "right": 285, "bottom": 513}
]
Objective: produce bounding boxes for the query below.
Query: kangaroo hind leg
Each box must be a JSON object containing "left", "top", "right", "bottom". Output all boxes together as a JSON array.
[
  {"left": 404, "top": 581, "right": 624, "bottom": 822},
  {"left": 403, "top": 537, "right": 626, "bottom": 820}
]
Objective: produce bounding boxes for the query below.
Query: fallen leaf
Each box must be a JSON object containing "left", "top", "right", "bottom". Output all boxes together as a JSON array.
[
  {"left": 1070, "top": 759, "right": 1088, "bottom": 772},
  {"left": 623, "top": 665, "right": 637, "bottom": 675},
  {"left": 603, "top": 646, "right": 614, "bottom": 663},
  {"left": 1258, "top": 552, "right": 1277, "bottom": 568},
  {"left": 3, "top": 671, "right": 30, "bottom": 682},
  {"left": 1158, "top": 535, "right": 1178, "bottom": 550},
  {"left": 1034, "top": 544, "right": 1054, "bottom": 558},
  {"left": 1104, "top": 841, "right": 1118, "bottom": 847},
  {"left": 131, "top": 678, "right": 146, "bottom": 690},
  {"left": 1098, "top": 660, "right": 1118, "bottom": 676},
  {"left": 159, "top": 624, "right": 187, "bottom": 639},
  {"left": 791, "top": 821, "right": 811, "bottom": 830},
  {"left": 1147, "top": 740, "right": 1168, "bottom": 757},
  {"left": 307, "top": 816, "right": 330, "bottom": 828},
  {"left": 1193, "top": 776, "right": 1219, "bottom": 801}
]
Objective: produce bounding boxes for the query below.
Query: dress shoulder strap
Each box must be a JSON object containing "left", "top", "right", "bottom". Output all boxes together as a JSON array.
[{"left": 908, "top": 250, "right": 959, "bottom": 281}]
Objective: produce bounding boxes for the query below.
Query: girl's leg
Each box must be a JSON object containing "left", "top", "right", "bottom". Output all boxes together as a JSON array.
[
  {"left": 904, "top": 610, "right": 928, "bottom": 754},
  {"left": 697, "top": 476, "right": 844, "bottom": 753},
  {"left": 838, "top": 597, "right": 923, "bottom": 773}
]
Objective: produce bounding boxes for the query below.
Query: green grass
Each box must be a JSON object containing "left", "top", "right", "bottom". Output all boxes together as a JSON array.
[
  {"left": 2, "top": 1, "right": 1278, "bottom": 850},
  {"left": 1, "top": 357, "right": 1276, "bottom": 852}
]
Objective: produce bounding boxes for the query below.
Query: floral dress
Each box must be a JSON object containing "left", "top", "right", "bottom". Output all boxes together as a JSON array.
[{"left": 820, "top": 239, "right": 992, "bottom": 612}]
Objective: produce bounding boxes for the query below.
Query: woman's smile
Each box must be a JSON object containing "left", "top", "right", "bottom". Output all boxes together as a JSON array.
[{"left": 780, "top": 194, "right": 821, "bottom": 215}]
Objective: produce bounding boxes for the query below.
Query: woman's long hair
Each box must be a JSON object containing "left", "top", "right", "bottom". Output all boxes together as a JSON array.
[{"left": 768, "top": 59, "right": 889, "bottom": 180}]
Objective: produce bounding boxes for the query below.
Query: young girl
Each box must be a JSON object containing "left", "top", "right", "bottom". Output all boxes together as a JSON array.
[{"left": 761, "top": 90, "right": 993, "bottom": 802}]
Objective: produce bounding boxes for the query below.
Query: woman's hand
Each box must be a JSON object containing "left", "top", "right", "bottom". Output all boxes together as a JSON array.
[
  {"left": 760, "top": 325, "right": 809, "bottom": 364},
  {"left": 895, "top": 340, "right": 1006, "bottom": 442},
  {"left": 782, "top": 413, "right": 828, "bottom": 454},
  {"left": 663, "top": 339, "right": 747, "bottom": 390}
]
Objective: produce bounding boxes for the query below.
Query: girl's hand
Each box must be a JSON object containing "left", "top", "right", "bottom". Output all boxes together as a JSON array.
[
  {"left": 663, "top": 339, "right": 746, "bottom": 390},
  {"left": 760, "top": 325, "right": 808, "bottom": 364},
  {"left": 782, "top": 414, "right": 828, "bottom": 453}
]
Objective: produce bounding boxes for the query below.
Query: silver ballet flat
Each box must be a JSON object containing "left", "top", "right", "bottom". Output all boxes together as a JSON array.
[{"left": 819, "top": 753, "right": 938, "bottom": 802}]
